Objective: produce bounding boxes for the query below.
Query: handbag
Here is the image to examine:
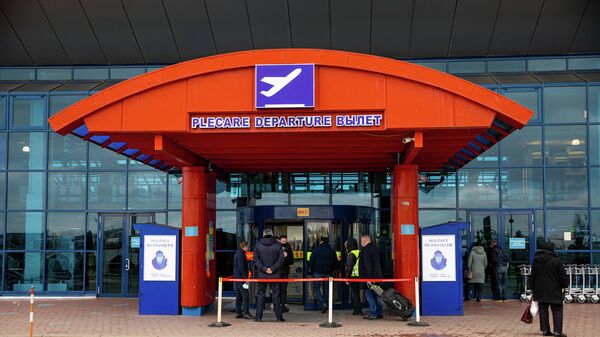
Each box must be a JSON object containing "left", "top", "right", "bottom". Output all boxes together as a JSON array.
[
  {"left": 463, "top": 268, "right": 473, "bottom": 280},
  {"left": 530, "top": 301, "right": 539, "bottom": 318},
  {"left": 521, "top": 303, "right": 533, "bottom": 324}
]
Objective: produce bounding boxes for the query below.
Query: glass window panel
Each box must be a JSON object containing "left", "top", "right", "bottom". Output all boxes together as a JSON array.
[
  {"left": 488, "top": 60, "right": 526, "bottom": 73},
  {"left": 419, "top": 174, "right": 456, "bottom": 208},
  {"left": 250, "top": 173, "right": 290, "bottom": 206},
  {"left": 74, "top": 68, "right": 109, "bottom": 80},
  {"left": 500, "top": 126, "right": 542, "bottom": 166},
  {"left": 501, "top": 168, "right": 543, "bottom": 208},
  {"left": 86, "top": 213, "right": 99, "bottom": 251},
  {"left": 448, "top": 61, "right": 485, "bottom": 74},
  {"left": 0, "top": 97, "right": 6, "bottom": 128},
  {"left": 528, "top": 58, "right": 566, "bottom": 72},
  {"left": 88, "top": 143, "right": 127, "bottom": 169},
  {"left": 332, "top": 172, "right": 371, "bottom": 206},
  {"left": 0, "top": 173, "right": 5, "bottom": 210},
  {"left": 216, "top": 211, "right": 236, "bottom": 236},
  {"left": 463, "top": 143, "right": 498, "bottom": 167},
  {"left": 0, "top": 213, "right": 4, "bottom": 250},
  {"left": 168, "top": 175, "right": 182, "bottom": 209},
  {"left": 543, "top": 87, "right": 586, "bottom": 123},
  {"left": 591, "top": 168, "right": 600, "bottom": 208},
  {"left": 8, "top": 132, "right": 46, "bottom": 169},
  {"left": 49, "top": 95, "right": 86, "bottom": 117},
  {"left": 47, "top": 172, "right": 86, "bottom": 210},
  {"left": 568, "top": 57, "right": 600, "bottom": 70},
  {"left": 85, "top": 252, "right": 96, "bottom": 292},
  {"left": 556, "top": 252, "right": 590, "bottom": 264},
  {"left": 535, "top": 210, "right": 545, "bottom": 248},
  {"left": 0, "top": 68, "right": 35, "bottom": 80},
  {"left": 11, "top": 98, "right": 45, "bottom": 128},
  {"left": 215, "top": 251, "right": 234, "bottom": 291},
  {"left": 595, "top": 252, "right": 600, "bottom": 265},
  {"left": 591, "top": 125, "right": 600, "bottom": 165},
  {"left": 592, "top": 211, "right": 600, "bottom": 250},
  {"left": 167, "top": 211, "right": 181, "bottom": 228},
  {"left": 7, "top": 172, "right": 45, "bottom": 210},
  {"left": 37, "top": 68, "right": 71, "bottom": 80},
  {"left": 290, "top": 173, "right": 330, "bottom": 205},
  {"left": 154, "top": 212, "right": 166, "bottom": 224},
  {"left": 128, "top": 158, "right": 155, "bottom": 170},
  {"left": 88, "top": 172, "right": 126, "bottom": 210},
  {"left": 545, "top": 125, "right": 586, "bottom": 166},
  {"left": 216, "top": 178, "right": 236, "bottom": 210},
  {"left": 127, "top": 172, "right": 167, "bottom": 210},
  {"left": 457, "top": 169, "right": 500, "bottom": 208},
  {"left": 49, "top": 133, "right": 86, "bottom": 169},
  {"left": 418, "top": 210, "right": 456, "bottom": 228},
  {"left": 415, "top": 62, "right": 446, "bottom": 72},
  {"left": 45, "top": 252, "right": 83, "bottom": 291},
  {"left": 504, "top": 91, "right": 539, "bottom": 121},
  {"left": 110, "top": 67, "right": 145, "bottom": 80},
  {"left": 6, "top": 212, "right": 44, "bottom": 250},
  {"left": 545, "top": 167, "right": 587, "bottom": 207},
  {"left": 546, "top": 210, "right": 589, "bottom": 250},
  {"left": 590, "top": 86, "right": 600, "bottom": 123},
  {"left": 47, "top": 212, "right": 85, "bottom": 250},
  {"left": 0, "top": 133, "right": 6, "bottom": 169},
  {"left": 4, "top": 252, "right": 43, "bottom": 292}
]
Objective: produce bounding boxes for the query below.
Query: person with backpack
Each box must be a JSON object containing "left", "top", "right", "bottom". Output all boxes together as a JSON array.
[{"left": 489, "top": 240, "right": 509, "bottom": 301}]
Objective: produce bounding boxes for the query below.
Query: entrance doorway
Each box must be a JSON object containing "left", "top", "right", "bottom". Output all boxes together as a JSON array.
[
  {"left": 98, "top": 213, "right": 154, "bottom": 296},
  {"left": 466, "top": 210, "right": 535, "bottom": 299}
]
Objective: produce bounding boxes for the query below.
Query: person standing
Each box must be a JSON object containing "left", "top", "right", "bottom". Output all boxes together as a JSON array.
[
  {"left": 278, "top": 235, "right": 294, "bottom": 313},
  {"left": 233, "top": 241, "right": 253, "bottom": 319},
  {"left": 466, "top": 242, "right": 487, "bottom": 301},
  {"left": 253, "top": 228, "right": 285, "bottom": 322},
  {"left": 489, "top": 240, "right": 509, "bottom": 301},
  {"left": 529, "top": 242, "right": 569, "bottom": 337},
  {"left": 344, "top": 238, "right": 362, "bottom": 315},
  {"left": 359, "top": 235, "right": 384, "bottom": 320},
  {"left": 309, "top": 237, "right": 338, "bottom": 313}
]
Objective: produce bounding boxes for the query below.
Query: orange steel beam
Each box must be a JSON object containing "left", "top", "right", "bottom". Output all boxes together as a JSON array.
[{"left": 401, "top": 131, "right": 423, "bottom": 164}]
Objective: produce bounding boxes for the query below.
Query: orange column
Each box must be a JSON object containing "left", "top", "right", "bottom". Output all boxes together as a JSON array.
[
  {"left": 392, "top": 164, "right": 420, "bottom": 305},
  {"left": 181, "top": 167, "right": 216, "bottom": 315}
]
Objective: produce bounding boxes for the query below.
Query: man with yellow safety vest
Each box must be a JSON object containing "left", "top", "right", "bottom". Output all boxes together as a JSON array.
[{"left": 344, "top": 238, "right": 362, "bottom": 316}]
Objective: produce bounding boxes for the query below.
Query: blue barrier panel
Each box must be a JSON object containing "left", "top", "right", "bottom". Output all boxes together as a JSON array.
[
  {"left": 420, "top": 221, "right": 468, "bottom": 316},
  {"left": 134, "top": 223, "right": 181, "bottom": 315}
]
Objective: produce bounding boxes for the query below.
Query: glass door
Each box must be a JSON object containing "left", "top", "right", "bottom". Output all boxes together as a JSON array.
[
  {"left": 272, "top": 223, "right": 304, "bottom": 303},
  {"left": 98, "top": 213, "right": 153, "bottom": 296},
  {"left": 467, "top": 210, "right": 534, "bottom": 299}
]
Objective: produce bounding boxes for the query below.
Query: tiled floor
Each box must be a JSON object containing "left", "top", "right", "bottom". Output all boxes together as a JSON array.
[{"left": 0, "top": 298, "right": 598, "bottom": 337}]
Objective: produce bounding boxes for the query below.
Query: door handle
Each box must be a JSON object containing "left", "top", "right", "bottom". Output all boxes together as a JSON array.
[{"left": 125, "top": 258, "right": 130, "bottom": 271}]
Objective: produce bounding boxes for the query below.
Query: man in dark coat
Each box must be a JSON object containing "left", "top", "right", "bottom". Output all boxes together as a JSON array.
[
  {"left": 489, "top": 240, "right": 509, "bottom": 301},
  {"left": 309, "top": 237, "right": 338, "bottom": 313},
  {"left": 359, "top": 235, "right": 384, "bottom": 320},
  {"left": 278, "top": 235, "right": 295, "bottom": 313},
  {"left": 233, "top": 241, "right": 252, "bottom": 319},
  {"left": 253, "top": 228, "right": 285, "bottom": 322},
  {"left": 529, "top": 242, "right": 569, "bottom": 337}
]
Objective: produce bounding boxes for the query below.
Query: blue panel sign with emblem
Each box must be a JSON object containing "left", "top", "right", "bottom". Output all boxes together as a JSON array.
[
  {"left": 185, "top": 226, "right": 198, "bottom": 237},
  {"left": 256, "top": 64, "right": 314, "bottom": 108},
  {"left": 401, "top": 224, "right": 415, "bottom": 235},
  {"left": 509, "top": 237, "right": 526, "bottom": 249}
]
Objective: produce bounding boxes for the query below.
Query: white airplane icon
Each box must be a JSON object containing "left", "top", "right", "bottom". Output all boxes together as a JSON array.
[{"left": 259, "top": 68, "right": 302, "bottom": 97}]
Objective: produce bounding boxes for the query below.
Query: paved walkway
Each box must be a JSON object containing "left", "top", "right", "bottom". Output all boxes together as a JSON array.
[{"left": 0, "top": 298, "right": 598, "bottom": 337}]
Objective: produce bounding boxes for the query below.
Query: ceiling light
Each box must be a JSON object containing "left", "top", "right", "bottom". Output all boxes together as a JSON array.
[
  {"left": 571, "top": 139, "right": 580, "bottom": 146},
  {"left": 22, "top": 145, "right": 30, "bottom": 153}
]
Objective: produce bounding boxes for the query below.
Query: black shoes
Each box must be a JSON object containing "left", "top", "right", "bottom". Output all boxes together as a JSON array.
[
  {"left": 235, "top": 314, "right": 244, "bottom": 319},
  {"left": 282, "top": 305, "right": 290, "bottom": 313},
  {"left": 243, "top": 313, "right": 254, "bottom": 319},
  {"left": 554, "top": 334, "right": 567, "bottom": 337},
  {"left": 543, "top": 332, "right": 553, "bottom": 336},
  {"left": 363, "top": 316, "right": 377, "bottom": 320},
  {"left": 321, "top": 306, "right": 328, "bottom": 313},
  {"left": 377, "top": 314, "right": 384, "bottom": 319},
  {"left": 277, "top": 318, "right": 286, "bottom": 322},
  {"left": 352, "top": 311, "right": 363, "bottom": 316}
]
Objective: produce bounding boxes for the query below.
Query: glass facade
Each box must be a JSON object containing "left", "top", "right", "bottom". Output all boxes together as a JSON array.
[{"left": 0, "top": 56, "right": 599, "bottom": 294}]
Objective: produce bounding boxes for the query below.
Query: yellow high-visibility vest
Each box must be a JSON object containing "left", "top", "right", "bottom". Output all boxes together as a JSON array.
[{"left": 350, "top": 250, "right": 360, "bottom": 277}]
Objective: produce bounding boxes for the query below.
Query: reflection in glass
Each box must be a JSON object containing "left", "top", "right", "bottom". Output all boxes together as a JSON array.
[
  {"left": 545, "top": 168, "right": 588, "bottom": 207},
  {"left": 504, "top": 91, "right": 538, "bottom": 121},
  {"left": 127, "top": 172, "right": 166, "bottom": 210},
  {"left": 88, "top": 143, "right": 126, "bottom": 169},
  {"left": 217, "top": 211, "right": 236, "bottom": 236},
  {"left": 291, "top": 173, "right": 329, "bottom": 205},
  {"left": 47, "top": 172, "right": 86, "bottom": 210},
  {"left": 46, "top": 212, "right": 85, "bottom": 250},
  {"left": 7, "top": 172, "right": 45, "bottom": 210},
  {"left": 544, "top": 86, "right": 586, "bottom": 123},
  {"left": 557, "top": 252, "right": 590, "bottom": 265},
  {"left": 590, "top": 125, "right": 600, "bottom": 165},
  {"left": 592, "top": 168, "right": 600, "bottom": 208},
  {"left": 332, "top": 172, "right": 370, "bottom": 206},
  {"left": 592, "top": 211, "right": 600, "bottom": 250},
  {"left": 167, "top": 211, "right": 181, "bottom": 228},
  {"left": 49, "top": 133, "right": 86, "bottom": 169},
  {"left": 463, "top": 144, "right": 498, "bottom": 167},
  {"left": 471, "top": 214, "right": 498, "bottom": 244},
  {"left": 45, "top": 252, "right": 84, "bottom": 291},
  {"left": 86, "top": 213, "right": 99, "bottom": 250},
  {"left": 0, "top": 214, "right": 4, "bottom": 250},
  {"left": 168, "top": 175, "right": 182, "bottom": 209},
  {"left": 501, "top": 168, "right": 543, "bottom": 208},
  {"left": 8, "top": 132, "right": 46, "bottom": 169},
  {"left": 250, "top": 173, "right": 289, "bottom": 206},
  {"left": 12, "top": 99, "right": 45, "bottom": 128},
  {"left": 545, "top": 125, "right": 586, "bottom": 165},
  {"left": 6, "top": 212, "right": 44, "bottom": 250},
  {"left": 216, "top": 179, "right": 236, "bottom": 210},
  {"left": 85, "top": 252, "right": 96, "bottom": 292},
  {"left": 0, "top": 132, "right": 6, "bottom": 169},
  {"left": 49, "top": 95, "right": 86, "bottom": 117},
  {"left": 0, "top": 173, "right": 5, "bottom": 210},
  {"left": 4, "top": 252, "right": 43, "bottom": 291},
  {"left": 419, "top": 210, "right": 456, "bottom": 228},
  {"left": 499, "top": 126, "right": 542, "bottom": 166},
  {"left": 458, "top": 169, "right": 500, "bottom": 208},
  {"left": 589, "top": 86, "right": 600, "bottom": 123},
  {"left": 88, "top": 172, "right": 126, "bottom": 210},
  {"left": 101, "top": 216, "right": 123, "bottom": 294},
  {"left": 546, "top": 210, "right": 589, "bottom": 250},
  {"left": 420, "top": 174, "right": 456, "bottom": 208},
  {"left": 0, "top": 97, "right": 5, "bottom": 128}
]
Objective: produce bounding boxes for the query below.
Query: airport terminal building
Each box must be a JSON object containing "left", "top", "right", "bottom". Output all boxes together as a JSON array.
[{"left": 0, "top": 0, "right": 599, "bottom": 311}]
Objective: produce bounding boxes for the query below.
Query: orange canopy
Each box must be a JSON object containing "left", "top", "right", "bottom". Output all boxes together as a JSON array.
[{"left": 49, "top": 49, "right": 532, "bottom": 173}]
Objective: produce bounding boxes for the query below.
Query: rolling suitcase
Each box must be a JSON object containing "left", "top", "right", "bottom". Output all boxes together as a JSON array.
[{"left": 368, "top": 284, "right": 415, "bottom": 320}]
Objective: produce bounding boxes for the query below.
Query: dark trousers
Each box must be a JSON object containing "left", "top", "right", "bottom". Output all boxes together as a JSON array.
[
  {"left": 280, "top": 273, "right": 288, "bottom": 306},
  {"left": 256, "top": 280, "right": 282, "bottom": 321},
  {"left": 539, "top": 302, "right": 563, "bottom": 334},
  {"left": 468, "top": 283, "right": 483, "bottom": 300},
  {"left": 234, "top": 282, "right": 250, "bottom": 315},
  {"left": 349, "top": 282, "right": 362, "bottom": 314}
]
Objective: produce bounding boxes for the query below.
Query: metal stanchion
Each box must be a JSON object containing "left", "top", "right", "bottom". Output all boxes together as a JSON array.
[
  {"left": 407, "top": 276, "right": 429, "bottom": 327},
  {"left": 208, "top": 277, "right": 231, "bottom": 327},
  {"left": 319, "top": 277, "right": 342, "bottom": 328},
  {"left": 29, "top": 286, "right": 34, "bottom": 337}
]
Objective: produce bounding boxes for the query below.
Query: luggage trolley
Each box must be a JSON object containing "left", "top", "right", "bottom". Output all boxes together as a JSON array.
[
  {"left": 586, "top": 265, "right": 599, "bottom": 304},
  {"left": 564, "top": 264, "right": 584, "bottom": 303},
  {"left": 519, "top": 264, "right": 532, "bottom": 303}
]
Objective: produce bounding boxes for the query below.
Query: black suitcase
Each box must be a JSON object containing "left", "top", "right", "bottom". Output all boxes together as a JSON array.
[{"left": 369, "top": 284, "right": 415, "bottom": 320}]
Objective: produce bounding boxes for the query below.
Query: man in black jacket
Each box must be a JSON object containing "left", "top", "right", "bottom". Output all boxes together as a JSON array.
[
  {"left": 309, "top": 237, "right": 338, "bottom": 313},
  {"left": 278, "top": 235, "right": 294, "bottom": 313},
  {"left": 233, "top": 241, "right": 252, "bottom": 319},
  {"left": 359, "top": 235, "right": 384, "bottom": 320},
  {"left": 253, "top": 228, "right": 285, "bottom": 322},
  {"left": 489, "top": 240, "right": 509, "bottom": 301},
  {"left": 529, "top": 242, "right": 569, "bottom": 337}
]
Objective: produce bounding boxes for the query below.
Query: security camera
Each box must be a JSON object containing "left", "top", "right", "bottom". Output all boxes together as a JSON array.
[{"left": 402, "top": 137, "right": 415, "bottom": 144}]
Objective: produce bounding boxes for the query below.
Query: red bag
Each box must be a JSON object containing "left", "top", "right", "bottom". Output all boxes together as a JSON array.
[{"left": 521, "top": 303, "right": 533, "bottom": 324}]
